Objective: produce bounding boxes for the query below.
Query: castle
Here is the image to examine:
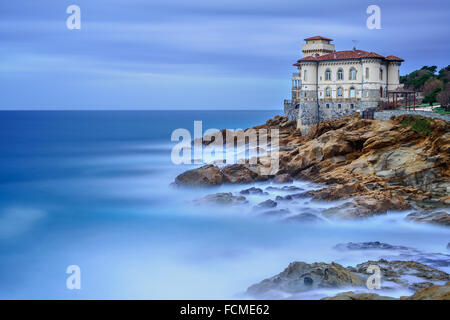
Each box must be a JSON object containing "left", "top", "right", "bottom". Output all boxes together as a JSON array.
[{"left": 284, "top": 36, "right": 404, "bottom": 134}]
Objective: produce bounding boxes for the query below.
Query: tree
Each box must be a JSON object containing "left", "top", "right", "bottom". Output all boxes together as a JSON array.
[{"left": 437, "top": 84, "right": 450, "bottom": 108}]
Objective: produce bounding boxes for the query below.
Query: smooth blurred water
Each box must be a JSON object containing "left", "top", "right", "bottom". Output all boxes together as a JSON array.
[{"left": 0, "top": 111, "right": 448, "bottom": 299}]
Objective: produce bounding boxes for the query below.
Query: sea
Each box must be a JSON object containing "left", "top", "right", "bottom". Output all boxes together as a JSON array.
[{"left": 0, "top": 110, "right": 448, "bottom": 299}]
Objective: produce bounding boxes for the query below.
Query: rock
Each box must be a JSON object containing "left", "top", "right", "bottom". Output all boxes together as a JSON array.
[
  {"left": 194, "top": 193, "right": 247, "bottom": 206},
  {"left": 286, "top": 213, "right": 323, "bottom": 223},
  {"left": 333, "top": 241, "right": 414, "bottom": 252},
  {"left": 273, "top": 174, "right": 293, "bottom": 184},
  {"left": 254, "top": 199, "right": 277, "bottom": 210},
  {"left": 348, "top": 259, "right": 450, "bottom": 288},
  {"left": 174, "top": 165, "right": 222, "bottom": 187},
  {"left": 247, "top": 261, "right": 364, "bottom": 298},
  {"left": 309, "top": 183, "right": 367, "bottom": 201},
  {"left": 406, "top": 211, "right": 450, "bottom": 227},
  {"left": 405, "top": 281, "right": 450, "bottom": 300},
  {"left": 221, "top": 164, "right": 266, "bottom": 184},
  {"left": 260, "top": 209, "right": 290, "bottom": 216},
  {"left": 240, "top": 187, "right": 267, "bottom": 195},
  {"left": 322, "top": 291, "right": 396, "bottom": 300}
]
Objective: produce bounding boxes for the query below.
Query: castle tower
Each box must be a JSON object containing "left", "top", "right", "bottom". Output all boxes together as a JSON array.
[{"left": 301, "top": 36, "right": 335, "bottom": 57}]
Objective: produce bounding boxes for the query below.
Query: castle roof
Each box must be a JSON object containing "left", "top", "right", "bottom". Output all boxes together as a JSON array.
[
  {"left": 293, "top": 50, "right": 403, "bottom": 66},
  {"left": 304, "top": 36, "right": 333, "bottom": 41}
]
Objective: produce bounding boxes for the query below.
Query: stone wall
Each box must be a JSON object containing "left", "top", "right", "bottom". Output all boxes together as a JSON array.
[{"left": 374, "top": 110, "right": 450, "bottom": 122}]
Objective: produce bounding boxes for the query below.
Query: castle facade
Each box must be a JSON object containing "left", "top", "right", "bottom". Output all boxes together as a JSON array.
[{"left": 284, "top": 36, "right": 404, "bottom": 134}]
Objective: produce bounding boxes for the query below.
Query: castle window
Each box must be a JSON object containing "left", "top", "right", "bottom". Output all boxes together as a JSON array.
[
  {"left": 304, "top": 70, "right": 308, "bottom": 81},
  {"left": 338, "top": 87, "right": 343, "bottom": 97},
  {"left": 325, "top": 87, "right": 331, "bottom": 97},
  {"left": 365, "top": 67, "right": 369, "bottom": 79},
  {"left": 337, "top": 69, "right": 343, "bottom": 80},
  {"left": 350, "top": 87, "right": 356, "bottom": 98},
  {"left": 325, "top": 69, "right": 331, "bottom": 81},
  {"left": 326, "top": 104, "right": 330, "bottom": 108},
  {"left": 338, "top": 104, "right": 342, "bottom": 108},
  {"left": 350, "top": 68, "right": 356, "bottom": 80},
  {"left": 380, "top": 68, "right": 383, "bottom": 80},
  {"left": 351, "top": 104, "right": 354, "bottom": 109}
]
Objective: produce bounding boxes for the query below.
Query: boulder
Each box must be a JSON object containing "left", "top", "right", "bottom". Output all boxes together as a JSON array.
[
  {"left": 273, "top": 174, "right": 293, "bottom": 184},
  {"left": 322, "top": 291, "right": 396, "bottom": 300},
  {"left": 194, "top": 192, "right": 247, "bottom": 206},
  {"left": 221, "top": 164, "right": 266, "bottom": 184},
  {"left": 406, "top": 211, "right": 450, "bottom": 227},
  {"left": 174, "top": 165, "right": 222, "bottom": 187},
  {"left": 348, "top": 259, "right": 450, "bottom": 288},
  {"left": 405, "top": 281, "right": 450, "bottom": 300},
  {"left": 254, "top": 199, "right": 277, "bottom": 210},
  {"left": 246, "top": 261, "right": 364, "bottom": 298}
]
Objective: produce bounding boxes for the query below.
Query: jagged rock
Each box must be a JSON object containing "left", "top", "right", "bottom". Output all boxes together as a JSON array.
[
  {"left": 240, "top": 187, "right": 267, "bottom": 195},
  {"left": 404, "top": 281, "right": 450, "bottom": 300},
  {"left": 273, "top": 174, "right": 293, "bottom": 184},
  {"left": 322, "top": 291, "right": 396, "bottom": 300},
  {"left": 260, "top": 209, "right": 290, "bottom": 216},
  {"left": 222, "top": 164, "right": 266, "bottom": 184},
  {"left": 254, "top": 199, "right": 277, "bottom": 209},
  {"left": 322, "top": 193, "right": 409, "bottom": 219},
  {"left": 333, "top": 241, "right": 415, "bottom": 252},
  {"left": 194, "top": 193, "right": 247, "bottom": 206},
  {"left": 406, "top": 211, "right": 450, "bottom": 227},
  {"left": 174, "top": 165, "right": 222, "bottom": 187},
  {"left": 247, "top": 261, "right": 364, "bottom": 298},
  {"left": 348, "top": 259, "right": 450, "bottom": 288},
  {"left": 286, "top": 213, "right": 323, "bottom": 223}
]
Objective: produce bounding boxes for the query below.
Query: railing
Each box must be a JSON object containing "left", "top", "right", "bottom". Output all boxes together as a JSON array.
[{"left": 292, "top": 72, "right": 300, "bottom": 78}]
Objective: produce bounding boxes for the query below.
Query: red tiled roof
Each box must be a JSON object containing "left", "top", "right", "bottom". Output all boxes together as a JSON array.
[
  {"left": 293, "top": 50, "right": 403, "bottom": 65},
  {"left": 304, "top": 36, "right": 333, "bottom": 41},
  {"left": 385, "top": 55, "right": 404, "bottom": 62}
]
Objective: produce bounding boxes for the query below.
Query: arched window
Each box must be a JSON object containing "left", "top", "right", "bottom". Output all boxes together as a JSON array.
[
  {"left": 379, "top": 86, "right": 383, "bottom": 97},
  {"left": 380, "top": 68, "right": 383, "bottom": 80},
  {"left": 349, "top": 68, "right": 356, "bottom": 80},
  {"left": 349, "top": 87, "right": 355, "bottom": 98},
  {"left": 337, "top": 87, "right": 343, "bottom": 97},
  {"left": 304, "top": 70, "right": 308, "bottom": 81},
  {"left": 337, "top": 69, "right": 343, "bottom": 80},
  {"left": 325, "top": 87, "right": 331, "bottom": 97},
  {"left": 325, "top": 69, "right": 331, "bottom": 81},
  {"left": 365, "top": 67, "right": 369, "bottom": 79}
]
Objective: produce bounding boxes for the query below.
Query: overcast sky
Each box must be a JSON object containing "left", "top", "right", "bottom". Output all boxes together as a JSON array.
[{"left": 1, "top": 0, "right": 449, "bottom": 109}]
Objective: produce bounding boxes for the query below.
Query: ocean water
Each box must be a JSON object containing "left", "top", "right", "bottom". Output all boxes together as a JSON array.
[{"left": 0, "top": 110, "right": 448, "bottom": 300}]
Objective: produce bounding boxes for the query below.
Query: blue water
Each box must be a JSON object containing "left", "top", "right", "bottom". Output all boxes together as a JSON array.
[{"left": 0, "top": 111, "right": 448, "bottom": 299}]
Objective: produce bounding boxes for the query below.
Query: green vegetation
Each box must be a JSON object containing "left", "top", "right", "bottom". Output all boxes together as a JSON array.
[
  {"left": 433, "top": 107, "right": 450, "bottom": 114},
  {"left": 400, "top": 116, "right": 432, "bottom": 136},
  {"left": 401, "top": 65, "right": 450, "bottom": 105}
]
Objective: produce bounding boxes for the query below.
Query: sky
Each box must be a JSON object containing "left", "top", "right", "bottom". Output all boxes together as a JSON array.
[{"left": 0, "top": 0, "right": 449, "bottom": 109}]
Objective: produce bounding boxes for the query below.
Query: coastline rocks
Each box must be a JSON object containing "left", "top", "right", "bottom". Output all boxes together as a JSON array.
[
  {"left": 272, "top": 174, "right": 293, "bottom": 184},
  {"left": 222, "top": 164, "right": 266, "bottom": 184},
  {"left": 348, "top": 259, "right": 450, "bottom": 288},
  {"left": 194, "top": 192, "right": 247, "bottom": 206},
  {"left": 322, "top": 291, "right": 396, "bottom": 300},
  {"left": 406, "top": 211, "right": 450, "bottom": 227},
  {"left": 254, "top": 199, "right": 277, "bottom": 210},
  {"left": 404, "top": 281, "right": 450, "bottom": 300},
  {"left": 240, "top": 187, "right": 267, "bottom": 195},
  {"left": 246, "top": 262, "right": 364, "bottom": 298},
  {"left": 286, "top": 213, "right": 323, "bottom": 223},
  {"left": 174, "top": 165, "right": 222, "bottom": 187},
  {"left": 322, "top": 194, "right": 409, "bottom": 219},
  {"left": 333, "top": 241, "right": 414, "bottom": 252}
]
